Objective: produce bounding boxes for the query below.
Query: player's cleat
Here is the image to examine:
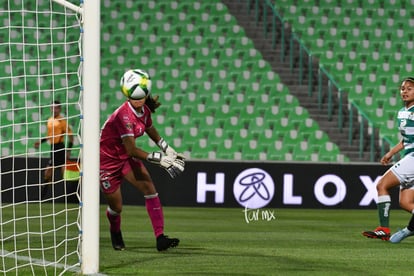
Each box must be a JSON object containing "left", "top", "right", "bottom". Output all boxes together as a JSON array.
[
  {"left": 390, "top": 227, "right": 414, "bottom": 243},
  {"left": 156, "top": 234, "right": 179, "bottom": 251},
  {"left": 362, "top": 226, "right": 390, "bottom": 241},
  {"left": 110, "top": 231, "right": 125, "bottom": 251}
]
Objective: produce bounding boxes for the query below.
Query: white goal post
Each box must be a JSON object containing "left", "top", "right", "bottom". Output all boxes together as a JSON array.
[
  {"left": 78, "top": 0, "right": 100, "bottom": 274},
  {"left": 0, "top": 0, "right": 100, "bottom": 274}
]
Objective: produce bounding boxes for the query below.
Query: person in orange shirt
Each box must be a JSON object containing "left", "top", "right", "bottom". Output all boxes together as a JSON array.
[{"left": 35, "top": 101, "right": 74, "bottom": 196}]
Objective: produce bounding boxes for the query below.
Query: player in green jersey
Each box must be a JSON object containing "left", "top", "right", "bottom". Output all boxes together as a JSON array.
[{"left": 362, "top": 77, "right": 414, "bottom": 241}]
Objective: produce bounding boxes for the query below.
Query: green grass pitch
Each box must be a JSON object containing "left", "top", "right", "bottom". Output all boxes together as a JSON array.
[{"left": 98, "top": 206, "right": 414, "bottom": 276}]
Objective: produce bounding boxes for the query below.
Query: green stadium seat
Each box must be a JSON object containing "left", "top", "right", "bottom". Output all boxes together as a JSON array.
[
  {"left": 242, "top": 141, "right": 265, "bottom": 161},
  {"left": 190, "top": 138, "right": 215, "bottom": 159},
  {"left": 266, "top": 135, "right": 287, "bottom": 161},
  {"left": 0, "top": 0, "right": 331, "bottom": 161},
  {"left": 292, "top": 140, "right": 315, "bottom": 162},
  {"left": 277, "top": 0, "right": 413, "bottom": 151}
]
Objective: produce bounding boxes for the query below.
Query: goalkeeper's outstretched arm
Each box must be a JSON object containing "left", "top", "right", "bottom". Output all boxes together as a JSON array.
[
  {"left": 122, "top": 135, "right": 184, "bottom": 179},
  {"left": 122, "top": 136, "right": 150, "bottom": 160},
  {"left": 145, "top": 125, "right": 162, "bottom": 145},
  {"left": 146, "top": 126, "right": 185, "bottom": 160}
]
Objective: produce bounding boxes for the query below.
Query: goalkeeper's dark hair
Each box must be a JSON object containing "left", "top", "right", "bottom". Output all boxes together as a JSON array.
[
  {"left": 402, "top": 77, "right": 414, "bottom": 83},
  {"left": 145, "top": 95, "right": 161, "bottom": 113}
]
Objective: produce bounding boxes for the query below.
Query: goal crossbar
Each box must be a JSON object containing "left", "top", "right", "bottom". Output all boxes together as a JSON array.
[{"left": 52, "top": 0, "right": 83, "bottom": 14}]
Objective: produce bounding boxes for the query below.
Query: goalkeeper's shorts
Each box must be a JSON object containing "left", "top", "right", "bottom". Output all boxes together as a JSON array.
[{"left": 100, "top": 156, "right": 144, "bottom": 194}]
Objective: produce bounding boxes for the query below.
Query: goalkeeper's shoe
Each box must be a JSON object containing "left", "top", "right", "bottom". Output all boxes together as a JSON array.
[
  {"left": 390, "top": 227, "right": 414, "bottom": 243},
  {"left": 156, "top": 234, "right": 179, "bottom": 251},
  {"left": 110, "top": 231, "right": 125, "bottom": 251},
  {"left": 362, "top": 226, "right": 390, "bottom": 241}
]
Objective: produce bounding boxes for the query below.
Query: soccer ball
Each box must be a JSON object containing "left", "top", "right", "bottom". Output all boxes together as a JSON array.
[{"left": 120, "top": 69, "right": 152, "bottom": 99}]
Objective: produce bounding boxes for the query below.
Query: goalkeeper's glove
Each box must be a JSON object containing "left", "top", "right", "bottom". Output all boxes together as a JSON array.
[
  {"left": 147, "top": 152, "right": 185, "bottom": 178},
  {"left": 157, "top": 138, "right": 186, "bottom": 160}
]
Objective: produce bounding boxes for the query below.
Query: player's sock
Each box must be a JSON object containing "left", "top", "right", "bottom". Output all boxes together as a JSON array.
[
  {"left": 106, "top": 206, "right": 121, "bottom": 233},
  {"left": 377, "top": 195, "right": 391, "bottom": 227},
  {"left": 407, "top": 210, "right": 414, "bottom": 232},
  {"left": 145, "top": 193, "right": 164, "bottom": 238}
]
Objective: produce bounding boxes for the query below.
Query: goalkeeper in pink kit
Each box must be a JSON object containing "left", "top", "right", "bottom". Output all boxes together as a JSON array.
[{"left": 100, "top": 69, "right": 185, "bottom": 251}]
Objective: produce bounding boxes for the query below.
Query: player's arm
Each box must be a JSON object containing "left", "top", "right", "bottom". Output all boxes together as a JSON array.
[
  {"left": 122, "top": 135, "right": 184, "bottom": 178},
  {"left": 146, "top": 126, "right": 185, "bottom": 159},
  {"left": 145, "top": 125, "right": 172, "bottom": 154},
  {"left": 145, "top": 125, "right": 162, "bottom": 145},
  {"left": 35, "top": 118, "right": 51, "bottom": 149},
  {"left": 34, "top": 137, "right": 48, "bottom": 149},
  {"left": 67, "top": 126, "right": 74, "bottom": 149},
  {"left": 380, "top": 139, "right": 404, "bottom": 165},
  {"left": 122, "top": 136, "right": 149, "bottom": 160}
]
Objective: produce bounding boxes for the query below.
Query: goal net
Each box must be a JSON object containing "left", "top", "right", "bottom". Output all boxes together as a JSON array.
[{"left": 0, "top": 0, "right": 98, "bottom": 274}]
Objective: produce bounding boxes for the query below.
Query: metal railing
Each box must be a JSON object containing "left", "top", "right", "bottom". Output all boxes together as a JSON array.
[{"left": 246, "top": 0, "right": 396, "bottom": 162}]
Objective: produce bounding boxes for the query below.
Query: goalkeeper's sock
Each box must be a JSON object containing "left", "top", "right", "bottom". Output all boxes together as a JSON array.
[
  {"left": 377, "top": 195, "right": 391, "bottom": 227},
  {"left": 145, "top": 193, "right": 164, "bottom": 238},
  {"left": 106, "top": 206, "right": 121, "bottom": 233}
]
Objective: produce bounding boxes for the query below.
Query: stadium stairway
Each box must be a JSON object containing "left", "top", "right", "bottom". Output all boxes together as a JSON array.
[{"left": 222, "top": 0, "right": 381, "bottom": 162}]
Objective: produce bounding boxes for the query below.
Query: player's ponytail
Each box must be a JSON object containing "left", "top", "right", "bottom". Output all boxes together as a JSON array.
[{"left": 145, "top": 95, "right": 161, "bottom": 113}]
